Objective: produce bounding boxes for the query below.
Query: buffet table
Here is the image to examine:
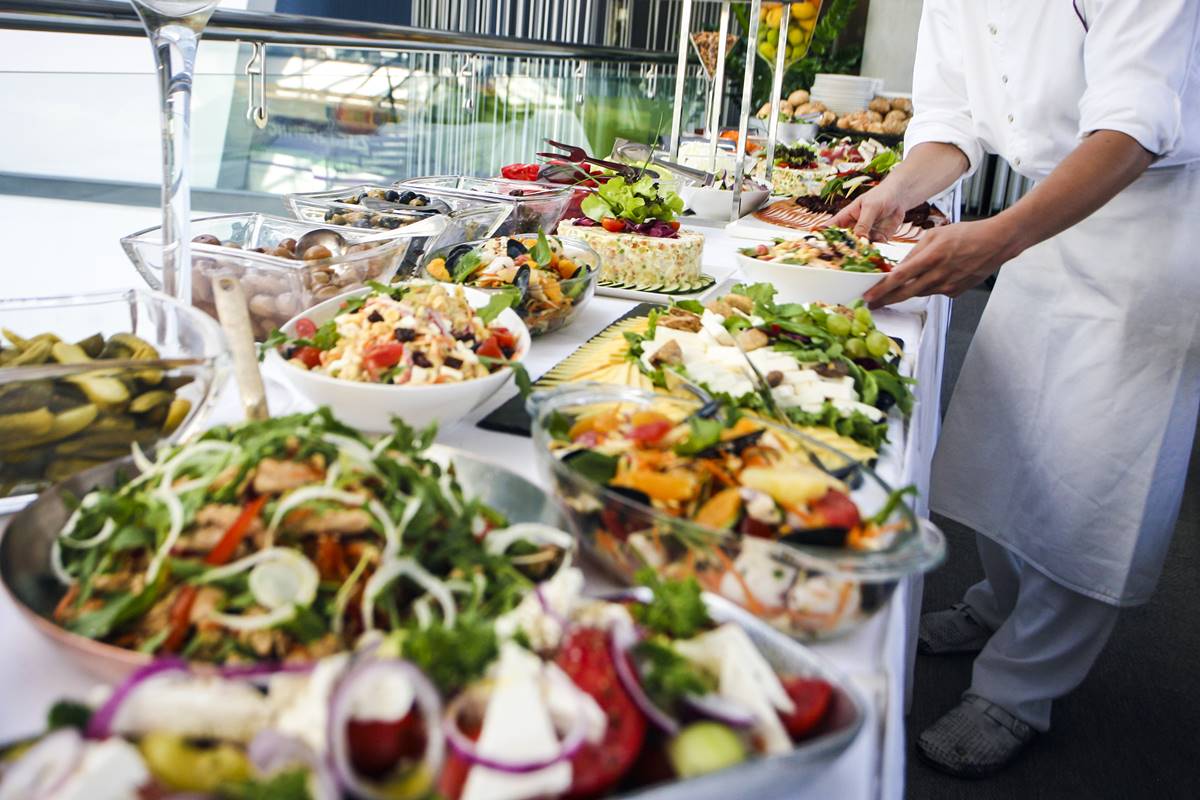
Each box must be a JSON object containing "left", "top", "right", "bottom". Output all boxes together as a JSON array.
[{"left": 0, "top": 200, "right": 948, "bottom": 800}]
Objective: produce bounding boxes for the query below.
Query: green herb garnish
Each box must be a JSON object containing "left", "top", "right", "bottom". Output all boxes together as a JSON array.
[{"left": 632, "top": 568, "right": 712, "bottom": 639}]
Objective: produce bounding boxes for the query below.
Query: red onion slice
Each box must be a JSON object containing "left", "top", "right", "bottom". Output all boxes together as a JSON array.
[
  {"left": 248, "top": 730, "right": 338, "bottom": 800},
  {"left": 0, "top": 728, "right": 84, "bottom": 800},
  {"left": 86, "top": 658, "right": 189, "bottom": 740},
  {"left": 218, "top": 661, "right": 315, "bottom": 683},
  {"left": 327, "top": 658, "right": 444, "bottom": 800},
  {"left": 683, "top": 693, "right": 757, "bottom": 729},
  {"left": 609, "top": 622, "right": 679, "bottom": 735},
  {"left": 442, "top": 667, "right": 588, "bottom": 774}
]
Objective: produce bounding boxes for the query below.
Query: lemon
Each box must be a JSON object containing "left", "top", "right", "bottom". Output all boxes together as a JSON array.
[
  {"left": 787, "top": 27, "right": 802, "bottom": 45},
  {"left": 792, "top": 1, "right": 818, "bottom": 21}
]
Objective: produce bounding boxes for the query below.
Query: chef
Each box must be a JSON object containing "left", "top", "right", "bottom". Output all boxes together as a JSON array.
[{"left": 830, "top": 0, "right": 1200, "bottom": 777}]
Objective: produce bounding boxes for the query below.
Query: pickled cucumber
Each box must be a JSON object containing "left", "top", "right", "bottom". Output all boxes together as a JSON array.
[{"left": 667, "top": 722, "right": 747, "bottom": 778}]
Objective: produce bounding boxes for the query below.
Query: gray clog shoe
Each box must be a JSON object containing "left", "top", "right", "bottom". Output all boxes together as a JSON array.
[
  {"left": 916, "top": 693, "right": 1036, "bottom": 778},
  {"left": 918, "top": 603, "right": 992, "bottom": 655}
]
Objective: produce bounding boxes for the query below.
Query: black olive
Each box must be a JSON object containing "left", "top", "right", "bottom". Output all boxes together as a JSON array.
[
  {"left": 454, "top": 330, "right": 475, "bottom": 342},
  {"left": 780, "top": 527, "right": 851, "bottom": 548},
  {"left": 384, "top": 189, "right": 401, "bottom": 202},
  {"left": 354, "top": 218, "right": 373, "bottom": 228},
  {"left": 394, "top": 327, "right": 416, "bottom": 342},
  {"left": 381, "top": 216, "right": 402, "bottom": 230},
  {"left": 413, "top": 194, "right": 429, "bottom": 206},
  {"left": 367, "top": 310, "right": 384, "bottom": 323},
  {"left": 859, "top": 581, "right": 891, "bottom": 612},
  {"left": 505, "top": 238, "right": 528, "bottom": 258},
  {"left": 444, "top": 356, "right": 463, "bottom": 369},
  {"left": 398, "top": 190, "right": 417, "bottom": 204},
  {"left": 323, "top": 209, "right": 337, "bottom": 222},
  {"left": 412, "top": 351, "right": 432, "bottom": 368}
]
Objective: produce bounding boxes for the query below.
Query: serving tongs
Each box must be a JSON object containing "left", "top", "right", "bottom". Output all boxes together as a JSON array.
[
  {"left": 612, "top": 138, "right": 716, "bottom": 188},
  {"left": 537, "top": 139, "right": 658, "bottom": 181}
]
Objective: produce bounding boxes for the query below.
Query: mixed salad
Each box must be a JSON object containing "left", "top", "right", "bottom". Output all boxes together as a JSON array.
[
  {"left": 542, "top": 396, "right": 915, "bottom": 636},
  {"left": 48, "top": 410, "right": 554, "bottom": 663},
  {"left": 573, "top": 175, "right": 685, "bottom": 239},
  {"left": 738, "top": 228, "right": 895, "bottom": 274},
  {"left": 424, "top": 233, "right": 595, "bottom": 336},
  {"left": 267, "top": 282, "right": 521, "bottom": 386},
  {"left": 15, "top": 509, "right": 842, "bottom": 798},
  {"left": 625, "top": 283, "right": 913, "bottom": 454}
]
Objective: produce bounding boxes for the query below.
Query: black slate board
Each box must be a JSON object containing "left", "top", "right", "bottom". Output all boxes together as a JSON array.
[{"left": 477, "top": 302, "right": 660, "bottom": 438}]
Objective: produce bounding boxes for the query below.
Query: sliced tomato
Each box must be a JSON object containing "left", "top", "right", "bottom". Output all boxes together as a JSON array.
[
  {"left": 490, "top": 327, "right": 517, "bottom": 351},
  {"left": 555, "top": 628, "right": 646, "bottom": 798},
  {"left": 811, "top": 490, "right": 861, "bottom": 531},
  {"left": 601, "top": 218, "right": 626, "bottom": 233},
  {"left": 364, "top": 341, "right": 405, "bottom": 370},
  {"left": 316, "top": 534, "right": 346, "bottom": 581},
  {"left": 629, "top": 419, "right": 673, "bottom": 446},
  {"left": 778, "top": 677, "right": 834, "bottom": 741},
  {"left": 500, "top": 163, "right": 540, "bottom": 182},
  {"left": 294, "top": 345, "right": 323, "bottom": 369},
  {"left": 294, "top": 317, "right": 317, "bottom": 338},
  {"left": 475, "top": 336, "right": 503, "bottom": 359},
  {"left": 346, "top": 711, "right": 427, "bottom": 779},
  {"left": 437, "top": 714, "right": 481, "bottom": 800},
  {"left": 161, "top": 585, "right": 198, "bottom": 654},
  {"left": 667, "top": 220, "right": 681, "bottom": 232},
  {"left": 205, "top": 495, "right": 269, "bottom": 566}
]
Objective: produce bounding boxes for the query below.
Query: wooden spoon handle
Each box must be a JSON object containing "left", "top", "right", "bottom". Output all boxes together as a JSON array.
[{"left": 211, "top": 275, "right": 270, "bottom": 422}]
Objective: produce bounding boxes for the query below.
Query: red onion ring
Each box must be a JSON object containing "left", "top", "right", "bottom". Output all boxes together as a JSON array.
[
  {"left": 442, "top": 668, "right": 588, "bottom": 774},
  {"left": 0, "top": 728, "right": 84, "bottom": 799},
  {"left": 683, "top": 693, "right": 756, "bottom": 729},
  {"left": 609, "top": 622, "right": 679, "bottom": 735},
  {"left": 85, "top": 658, "right": 189, "bottom": 740},
  {"left": 218, "top": 662, "right": 316, "bottom": 683},
  {"left": 248, "top": 730, "right": 338, "bottom": 800},
  {"left": 327, "top": 657, "right": 444, "bottom": 800}
]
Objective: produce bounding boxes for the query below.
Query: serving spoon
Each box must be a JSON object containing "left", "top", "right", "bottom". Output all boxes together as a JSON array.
[{"left": 211, "top": 276, "right": 269, "bottom": 421}]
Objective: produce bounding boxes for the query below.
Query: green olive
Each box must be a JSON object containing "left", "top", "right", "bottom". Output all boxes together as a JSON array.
[{"left": 138, "top": 732, "right": 251, "bottom": 793}]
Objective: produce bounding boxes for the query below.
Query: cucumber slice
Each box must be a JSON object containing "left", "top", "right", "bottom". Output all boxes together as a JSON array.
[{"left": 667, "top": 722, "right": 747, "bottom": 778}]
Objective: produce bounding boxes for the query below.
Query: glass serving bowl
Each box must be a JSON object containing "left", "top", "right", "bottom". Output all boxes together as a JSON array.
[
  {"left": 122, "top": 212, "right": 431, "bottom": 340},
  {"left": 527, "top": 383, "right": 946, "bottom": 641},
  {"left": 419, "top": 235, "right": 600, "bottom": 337},
  {"left": 0, "top": 289, "right": 227, "bottom": 513},
  {"left": 393, "top": 176, "right": 574, "bottom": 236}
]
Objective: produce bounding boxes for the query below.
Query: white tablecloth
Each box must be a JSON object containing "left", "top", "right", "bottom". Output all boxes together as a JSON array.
[{"left": 0, "top": 197, "right": 949, "bottom": 800}]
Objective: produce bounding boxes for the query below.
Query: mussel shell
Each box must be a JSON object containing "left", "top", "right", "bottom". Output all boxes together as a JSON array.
[
  {"left": 512, "top": 264, "right": 532, "bottom": 304},
  {"left": 696, "top": 429, "right": 764, "bottom": 459},
  {"left": 808, "top": 453, "right": 864, "bottom": 490},
  {"left": 695, "top": 399, "right": 723, "bottom": 419},
  {"left": 506, "top": 238, "right": 529, "bottom": 259},
  {"left": 444, "top": 243, "right": 475, "bottom": 271},
  {"left": 779, "top": 526, "right": 851, "bottom": 549}
]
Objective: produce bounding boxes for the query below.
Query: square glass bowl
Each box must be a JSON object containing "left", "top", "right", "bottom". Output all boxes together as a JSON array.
[
  {"left": 0, "top": 288, "right": 227, "bottom": 512},
  {"left": 393, "top": 176, "right": 574, "bottom": 236},
  {"left": 122, "top": 213, "right": 428, "bottom": 340}
]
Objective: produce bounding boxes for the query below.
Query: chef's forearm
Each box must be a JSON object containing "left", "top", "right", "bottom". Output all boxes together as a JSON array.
[
  {"left": 989, "top": 130, "right": 1156, "bottom": 257},
  {"left": 887, "top": 142, "right": 971, "bottom": 209}
]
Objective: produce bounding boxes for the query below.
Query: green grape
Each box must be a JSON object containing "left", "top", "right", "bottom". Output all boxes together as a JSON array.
[
  {"left": 866, "top": 331, "right": 891, "bottom": 358},
  {"left": 825, "top": 314, "right": 852, "bottom": 337},
  {"left": 850, "top": 320, "right": 869, "bottom": 337},
  {"left": 845, "top": 337, "right": 868, "bottom": 359},
  {"left": 854, "top": 306, "right": 873, "bottom": 327},
  {"left": 809, "top": 308, "right": 828, "bottom": 326}
]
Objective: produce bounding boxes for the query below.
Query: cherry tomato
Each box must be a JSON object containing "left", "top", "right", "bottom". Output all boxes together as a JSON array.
[
  {"left": 667, "top": 220, "right": 681, "bottom": 232},
  {"left": 364, "top": 341, "right": 405, "bottom": 370},
  {"left": 346, "top": 712, "right": 427, "bottom": 779},
  {"left": 294, "top": 317, "right": 317, "bottom": 338},
  {"left": 778, "top": 677, "right": 834, "bottom": 741},
  {"left": 490, "top": 327, "right": 517, "bottom": 352},
  {"left": 437, "top": 711, "right": 481, "bottom": 800},
  {"left": 811, "top": 490, "right": 861, "bottom": 531},
  {"left": 555, "top": 628, "right": 646, "bottom": 798},
  {"left": 629, "top": 419, "right": 673, "bottom": 445},
  {"left": 475, "top": 336, "right": 503, "bottom": 360},
  {"left": 315, "top": 535, "right": 346, "bottom": 581},
  {"left": 294, "top": 346, "right": 323, "bottom": 369},
  {"left": 601, "top": 218, "right": 626, "bottom": 233}
]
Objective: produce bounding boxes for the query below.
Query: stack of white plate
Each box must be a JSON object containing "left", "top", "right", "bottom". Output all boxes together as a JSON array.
[{"left": 810, "top": 73, "right": 883, "bottom": 116}]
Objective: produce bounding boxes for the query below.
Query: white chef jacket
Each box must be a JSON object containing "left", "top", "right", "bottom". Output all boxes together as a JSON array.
[{"left": 904, "top": 0, "right": 1200, "bottom": 180}]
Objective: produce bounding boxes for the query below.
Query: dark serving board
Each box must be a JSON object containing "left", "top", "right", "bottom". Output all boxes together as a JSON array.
[{"left": 477, "top": 302, "right": 660, "bottom": 438}]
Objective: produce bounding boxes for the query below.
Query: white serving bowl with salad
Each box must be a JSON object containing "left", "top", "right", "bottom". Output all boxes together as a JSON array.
[
  {"left": 735, "top": 227, "right": 894, "bottom": 305},
  {"left": 266, "top": 281, "right": 530, "bottom": 432}
]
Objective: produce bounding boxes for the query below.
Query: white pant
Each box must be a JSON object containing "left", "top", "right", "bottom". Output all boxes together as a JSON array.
[{"left": 963, "top": 534, "right": 1120, "bottom": 732}]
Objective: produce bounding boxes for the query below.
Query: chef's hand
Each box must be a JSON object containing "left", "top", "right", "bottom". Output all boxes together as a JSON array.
[
  {"left": 862, "top": 217, "right": 1019, "bottom": 308},
  {"left": 828, "top": 182, "right": 908, "bottom": 241}
]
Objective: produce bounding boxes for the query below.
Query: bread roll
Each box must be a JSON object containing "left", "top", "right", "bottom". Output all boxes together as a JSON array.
[
  {"left": 869, "top": 97, "right": 892, "bottom": 114},
  {"left": 867, "top": 121, "right": 886, "bottom": 134},
  {"left": 819, "top": 110, "right": 837, "bottom": 127},
  {"left": 884, "top": 109, "right": 908, "bottom": 124},
  {"left": 890, "top": 97, "right": 913, "bottom": 114},
  {"left": 866, "top": 110, "right": 884, "bottom": 123},
  {"left": 882, "top": 119, "right": 907, "bottom": 135},
  {"left": 787, "top": 89, "right": 810, "bottom": 106}
]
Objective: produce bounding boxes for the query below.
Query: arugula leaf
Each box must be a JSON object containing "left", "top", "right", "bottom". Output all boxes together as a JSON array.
[
  {"left": 868, "top": 485, "right": 918, "bottom": 526},
  {"left": 282, "top": 604, "right": 328, "bottom": 644},
  {"left": 258, "top": 329, "right": 288, "bottom": 361},
  {"left": 530, "top": 229, "right": 552, "bottom": 267},
  {"left": 869, "top": 369, "right": 914, "bottom": 416},
  {"left": 563, "top": 450, "right": 619, "bottom": 485},
  {"left": 673, "top": 415, "right": 724, "bottom": 457},
  {"left": 476, "top": 355, "right": 531, "bottom": 398},
  {"left": 730, "top": 282, "right": 776, "bottom": 309},
  {"left": 476, "top": 288, "right": 519, "bottom": 324},
  {"left": 392, "top": 615, "right": 498, "bottom": 694},
  {"left": 632, "top": 568, "right": 712, "bottom": 639},
  {"left": 546, "top": 410, "right": 574, "bottom": 443},
  {"left": 310, "top": 320, "right": 340, "bottom": 350},
  {"left": 674, "top": 299, "right": 706, "bottom": 315},
  {"left": 451, "top": 250, "right": 483, "bottom": 283},
  {"left": 68, "top": 580, "right": 162, "bottom": 640},
  {"left": 634, "top": 639, "right": 713, "bottom": 710},
  {"left": 47, "top": 700, "right": 93, "bottom": 732}
]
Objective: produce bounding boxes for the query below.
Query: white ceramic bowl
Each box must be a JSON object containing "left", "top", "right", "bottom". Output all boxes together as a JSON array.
[
  {"left": 735, "top": 251, "right": 884, "bottom": 305},
  {"left": 268, "top": 284, "right": 530, "bottom": 432},
  {"left": 679, "top": 184, "right": 769, "bottom": 219}
]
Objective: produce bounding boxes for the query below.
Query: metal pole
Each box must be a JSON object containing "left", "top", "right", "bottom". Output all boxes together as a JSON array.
[
  {"left": 733, "top": 0, "right": 762, "bottom": 222},
  {"left": 707, "top": 0, "right": 731, "bottom": 172},
  {"left": 765, "top": 3, "right": 788, "bottom": 185},
  {"left": 669, "top": 0, "right": 693, "bottom": 159}
]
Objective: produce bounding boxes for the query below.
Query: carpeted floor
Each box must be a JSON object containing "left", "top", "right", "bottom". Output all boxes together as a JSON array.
[{"left": 905, "top": 288, "right": 1200, "bottom": 799}]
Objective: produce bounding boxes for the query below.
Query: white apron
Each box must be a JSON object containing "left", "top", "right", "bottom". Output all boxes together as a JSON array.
[{"left": 931, "top": 163, "right": 1200, "bottom": 606}]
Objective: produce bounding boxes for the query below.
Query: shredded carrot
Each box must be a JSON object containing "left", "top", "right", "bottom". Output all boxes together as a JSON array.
[
  {"left": 713, "top": 548, "right": 767, "bottom": 615},
  {"left": 53, "top": 583, "right": 80, "bottom": 622},
  {"left": 698, "top": 459, "right": 736, "bottom": 487}
]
